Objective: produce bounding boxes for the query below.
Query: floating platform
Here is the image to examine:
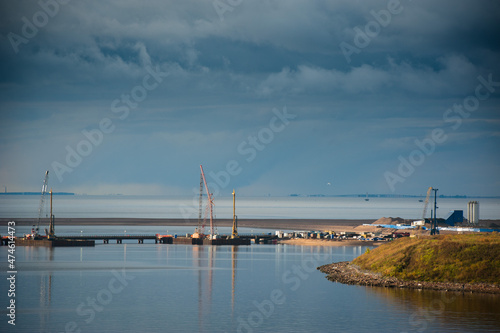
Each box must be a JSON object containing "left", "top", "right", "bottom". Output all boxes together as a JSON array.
[
  {"left": 161, "top": 236, "right": 250, "bottom": 245},
  {"left": 12, "top": 235, "right": 255, "bottom": 246},
  {"left": 15, "top": 238, "right": 95, "bottom": 247},
  {"left": 203, "top": 238, "right": 251, "bottom": 245}
]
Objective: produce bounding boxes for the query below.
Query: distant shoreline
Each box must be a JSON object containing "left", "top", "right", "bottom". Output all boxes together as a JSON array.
[
  {"left": 1, "top": 193, "right": 499, "bottom": 198},
  {"left": 0, "top": 192, "right": 74, "bottom": 195},
  {"left": 0, "top": 217, "right": 372, "bottom": 230},
  {"left": 2, "top": 218, "right": 499, "bottom": 230}
]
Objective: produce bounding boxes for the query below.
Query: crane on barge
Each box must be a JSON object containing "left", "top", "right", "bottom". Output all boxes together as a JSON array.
[
  {"left": 32, "top": 170, "right": 50, "bottom": 238},
  {"left": 193, "top": 165, "right": 216, "bottom": 240},
  {"left": 191, "top": 165, "right": 243, "bottom": 243},
  {"left": 231, "top": 189, "right": 238, "bottom": 238}
]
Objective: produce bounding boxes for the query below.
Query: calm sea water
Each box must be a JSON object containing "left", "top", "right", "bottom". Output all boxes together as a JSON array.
[
  {"left": 1, "top": 195, "right": 499, "bottom": 220},
  {"left": 1, "top": 197, "right": 499, "bottom": 332},
  {"left": 0, "top": 229, "right": 499, "bottom": 333}
]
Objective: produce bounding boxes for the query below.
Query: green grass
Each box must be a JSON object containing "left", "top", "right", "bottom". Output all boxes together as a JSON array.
[{"left": 352, "top": 233, "right": 500, "bottom": 284}]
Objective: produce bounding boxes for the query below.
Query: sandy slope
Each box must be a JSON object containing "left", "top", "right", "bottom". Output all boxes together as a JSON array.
[{"left": 278, "top": 239, "right": 385, "bottom": 247}]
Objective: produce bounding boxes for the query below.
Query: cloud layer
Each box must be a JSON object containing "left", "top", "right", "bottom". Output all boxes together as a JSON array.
[{"left": 0, "top": 0, "right": 499, "bottom": 196}]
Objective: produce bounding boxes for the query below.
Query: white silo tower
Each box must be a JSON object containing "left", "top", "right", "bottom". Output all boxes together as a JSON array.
[{"left": 467, "top": 201, "right": 479, "bottom": 225}]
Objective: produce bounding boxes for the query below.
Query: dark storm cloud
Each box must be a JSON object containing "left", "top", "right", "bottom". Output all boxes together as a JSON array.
[{"left": 0, "top": 0, "right": 499, "bottom": 195}]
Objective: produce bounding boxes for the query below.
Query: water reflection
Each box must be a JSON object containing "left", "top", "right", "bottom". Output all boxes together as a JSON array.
[
  {"left": 28, "top": 247, "right": 54, "bottom": 331},
  {"left": 15, "top": 243, "right": 498, "bottom": 333},
  {"left": 366, "top": 286, "right": 500, "bottom": 332},
  {"left": 190, "top": 245, "right": 240, "bottom": 330},
  {"left": 231, "top": 246, "right": 237, "bottom": 313}
]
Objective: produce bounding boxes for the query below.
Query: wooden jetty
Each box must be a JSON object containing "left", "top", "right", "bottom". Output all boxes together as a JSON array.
[
  {"left": 4, "top": 234, "right": 275, "bottom": 246},
  {"left": 47, "top": 234, "right": 269, "bottom": 245},
  {"left": 62, "top": 234, "right": 156, "bottom": 244},
  {"left": 15, "top": 237, "right": 95, "bottom": 247}
]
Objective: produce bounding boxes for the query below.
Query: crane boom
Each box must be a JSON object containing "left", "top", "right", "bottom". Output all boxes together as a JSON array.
[
  {"left": 422, "top": 187, "right": 433, "bottom": 220},
  {"left": 197, "top": 172, "right": 204, "bottom": 234},
  {"left": 36, "top": 170, "right": 50, "bottom": 234},
  {"left": 200, "top": 165, "right": 215, "bottom": 238}
]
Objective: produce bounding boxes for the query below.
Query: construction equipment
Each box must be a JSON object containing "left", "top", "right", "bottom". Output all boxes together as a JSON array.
[
  {"left": 231, "top": 189, "right": 238, "bottom": 238},
  {"left": 430, "top": 188, "right": 439, "bottom": 235},
  {"left": 194, "top": 172, "right": 205, "bottom": 237},
  {"left": 46, "top": 189, "right": 55, "bottom": 238},
  {"left": 422, "top": 187, "right": 432, "bottom": 221},
  {"left": 34, "top": 170, "right": 50, "bottom": 237},
  {"left": 200, "top": 165, "right": 216, "bottom": 239}
]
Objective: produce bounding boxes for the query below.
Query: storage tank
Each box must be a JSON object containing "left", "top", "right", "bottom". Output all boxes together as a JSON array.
[{"left": 467, "top": 201, "right": 479, "bottom": 225}]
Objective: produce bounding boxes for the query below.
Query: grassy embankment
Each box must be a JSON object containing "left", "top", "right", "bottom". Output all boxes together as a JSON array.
[{"left": 352, "top": 233, "right": 500, "bottom": 285}]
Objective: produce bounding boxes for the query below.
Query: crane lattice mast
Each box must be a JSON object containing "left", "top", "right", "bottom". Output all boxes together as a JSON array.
[
  {"left": 36, "top": 170, "right": 50, "bottom": 234},
  {"left": 200, "top": 165, "right": 215, "bottom": 239},
  {"left": 422, "top": 187, "right": 433, "bottom": 221},
  {"left": 197, "top": 172, "right": 204, "bottom": 234}
]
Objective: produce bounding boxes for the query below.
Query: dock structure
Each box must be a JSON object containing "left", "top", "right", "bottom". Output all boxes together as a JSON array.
[
  {"left": 157, "top": 236, "right": 252, "bottom": 245},
  {"left": 166, "top": 235, "right": 252, "bottom": 245},
  {"left": 4, "top": 233, "right": 279, "bottom": 246},
  {"left": 5, "top": 234, "right": 267, "bottom": 246},
  {"left": 62, "top": 234, "right": 156, "bottom": 244},
  {"left": 11, "top": 180, "right": 97, "bottom": 247},
  {"left": 203, "top": 237, "right": 250, "bottom": 245},
  {"left": 15, "top": 238, "right": 95, "bottom": 247},
  {"left": 1, "top": 236, "right": 9, "bottom": 246},
  {"left": 11, "top": 234, "right": 256, "bottom": 247},
  {"left": 9, "top": 167, "right": 257, "bottom": 247}
]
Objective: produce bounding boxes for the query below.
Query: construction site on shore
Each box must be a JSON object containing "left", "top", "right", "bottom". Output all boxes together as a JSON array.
[{"left": 2, "top": 170, "right": 498, "bottom": 248}]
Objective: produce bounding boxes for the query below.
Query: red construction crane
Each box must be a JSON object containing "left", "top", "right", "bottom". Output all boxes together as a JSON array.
[
  {"left": 197, "top": 172, "right": 204, "bottom": 235},
  {"left": 200, "top": 165, "right": 215, "bottom": 239}
]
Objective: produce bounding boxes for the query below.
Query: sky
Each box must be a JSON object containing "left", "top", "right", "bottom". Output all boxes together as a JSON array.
[{"left": 0, "top": 0, "right": 499, "bottom": 197}]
